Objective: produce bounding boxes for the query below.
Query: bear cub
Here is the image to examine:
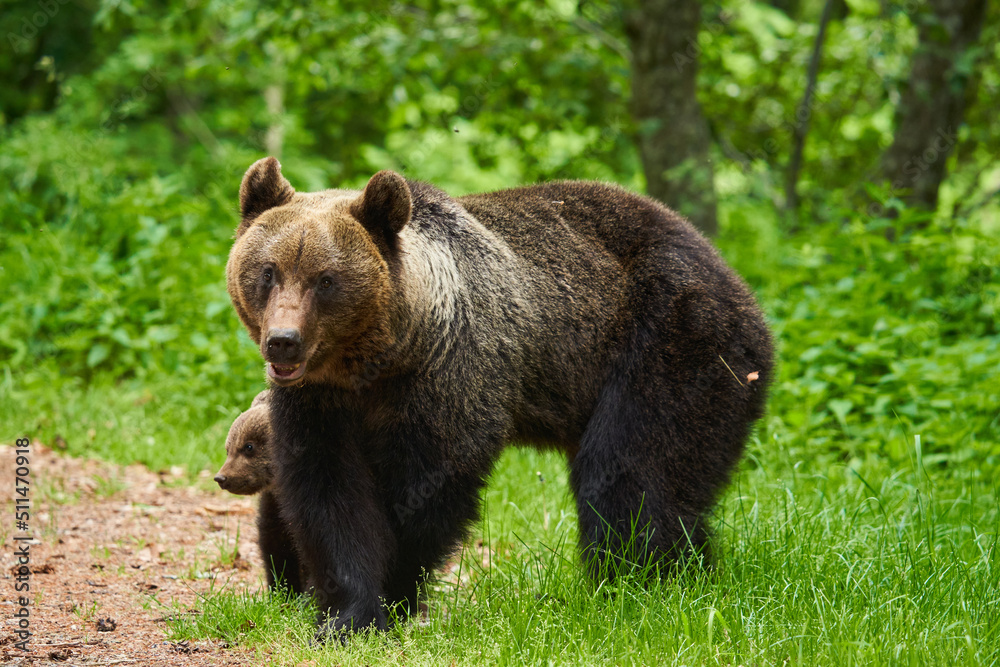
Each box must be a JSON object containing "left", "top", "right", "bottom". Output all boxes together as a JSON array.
[
  {"left": 215, "top": 390, "right": 272, "bottom": 495},
  {"left": 215, "top": 390, "right": 303, "bottom": 594}
]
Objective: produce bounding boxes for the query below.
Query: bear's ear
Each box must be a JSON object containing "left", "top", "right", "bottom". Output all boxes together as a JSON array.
[
  {"left": 250, "top": 390, "right": 270, "bottom": 408},
  {"left": 350, "top": 170, "right": 412, "bottom": 249},
  {"left": 237, "top": 157, "right": 295, "bottom": 237}
]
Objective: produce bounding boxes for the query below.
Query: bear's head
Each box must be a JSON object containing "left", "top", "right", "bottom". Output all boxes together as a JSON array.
[
  {"left": 227, "top": 157, "right": 412, "bottom": 387},
  {"left": 215, "top": 390, "right": 273, "bottom": 495}
]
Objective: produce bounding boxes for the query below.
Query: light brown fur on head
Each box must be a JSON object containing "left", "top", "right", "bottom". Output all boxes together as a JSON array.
[
  {"left": 226, "top": 158, "right": 405, "bottom": 387},
  {"left": 215, "top": 391, "right": 273, "bottom": 495}
]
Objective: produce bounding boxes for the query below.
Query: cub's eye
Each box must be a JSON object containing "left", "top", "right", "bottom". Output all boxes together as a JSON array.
[
  {"left": 242, "top": 443, "right": 255, "bottom": 455},
  {"left": 262, "top": 268, "right": 273, "bottom": 284},
  {"left": 319, "top": 276, "right": 333, "bottom": 291}
]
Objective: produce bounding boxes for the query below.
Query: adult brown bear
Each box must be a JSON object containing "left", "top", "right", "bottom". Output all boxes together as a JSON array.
[{"left": 226, "top": 157, "right": 772, "bottom": 641}]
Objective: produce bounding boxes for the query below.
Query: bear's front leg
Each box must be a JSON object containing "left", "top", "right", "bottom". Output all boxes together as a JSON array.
[
  {"left": 256, "top": 489, "right": 304, "bottom": 594},
  {"left": 277, "top": 438, "right": 395, "bottom": 642}
]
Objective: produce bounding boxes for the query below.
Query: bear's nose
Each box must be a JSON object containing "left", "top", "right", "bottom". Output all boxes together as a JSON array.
[
  {"left": 266, "top": 328, "right": 302, "bottom": 362},
  {"left": 214, "top": 474, "right": 228, "bottom": 488}
]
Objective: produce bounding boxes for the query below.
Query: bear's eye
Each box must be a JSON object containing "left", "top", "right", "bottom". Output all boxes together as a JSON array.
[
  {"left": 319, "top": 276, "right": 333, "bottom": 291},
  {"left": 242, "top": 443, "right": 254, "bottom": 455},
  {"left": 262, "top": 268, "right": 273, "bottom": 284}
]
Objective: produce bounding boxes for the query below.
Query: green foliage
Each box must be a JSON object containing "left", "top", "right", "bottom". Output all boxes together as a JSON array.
[{"left": 717, "top": 201, "right": 1000, "bottom": 471}]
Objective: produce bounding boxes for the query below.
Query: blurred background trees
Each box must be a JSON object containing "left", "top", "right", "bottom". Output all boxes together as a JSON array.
[
  {"left": 2, "top": 0, "right": 996, "bottom": 227},
  {"left": 1, "top": 0, "right": 998, "bottom": 472},
  {"left": 626, "top": 0, "right": 718, "bottom": 235},
  {"left": 879, "top": 0, "right": 988, "bottom": 213}
]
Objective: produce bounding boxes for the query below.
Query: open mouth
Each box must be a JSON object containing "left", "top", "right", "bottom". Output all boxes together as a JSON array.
[{"left": 267, "top": 362, "right": 307, "bottom": 383}]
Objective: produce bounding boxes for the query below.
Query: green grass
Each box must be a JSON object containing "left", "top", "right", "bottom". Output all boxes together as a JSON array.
[
  {"left": 165, "top": 438, "right": 1000, "bottom": 665},
  {"left": 0, "top": 367, "right": 262, "bottom": 473}
]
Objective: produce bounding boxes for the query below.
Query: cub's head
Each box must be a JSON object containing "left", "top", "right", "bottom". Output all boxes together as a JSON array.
[
  {"left": 227, "top": 157, "right": 411, "bottom": 386},
  {"left": 215, "top": 391, "right": 273, "bottom": 495}
]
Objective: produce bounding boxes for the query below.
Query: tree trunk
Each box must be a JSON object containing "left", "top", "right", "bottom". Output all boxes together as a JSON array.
[
  {"left": 785, "top": 0, "right": 836, "bottom": 219},
  {"left": 265, "top": 83, "right": 285, "bottom": 159},
  {"left": 879, "top": 0, "right": 987, "bottom": 212},
  {"left": 625, "top": 0, "right": 718, "bottom": 237}
]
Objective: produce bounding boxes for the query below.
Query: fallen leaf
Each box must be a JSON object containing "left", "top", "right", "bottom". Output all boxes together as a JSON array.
[{"left": 197, "top": 503, "right": 254, "bottom": 516}]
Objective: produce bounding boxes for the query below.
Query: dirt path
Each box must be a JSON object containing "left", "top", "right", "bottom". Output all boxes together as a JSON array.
[{"left": 1, "top": 442, "right": 266, "bottom": 666}]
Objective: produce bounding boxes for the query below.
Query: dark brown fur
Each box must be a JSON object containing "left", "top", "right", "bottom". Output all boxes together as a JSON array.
[
  {"left": 227, "top": 157, "right": 774, "bottom": 640},
  {"left": 215, "top": 390, "right": 303, "bottom": 594}
]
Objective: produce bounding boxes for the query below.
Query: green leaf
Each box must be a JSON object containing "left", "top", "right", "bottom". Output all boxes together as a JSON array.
[
  {"left": 87, "top": 344, "right": 110, "bottom": 368},
  {"left": 828, "top": 399, "right": 854, "bottom": 426}
]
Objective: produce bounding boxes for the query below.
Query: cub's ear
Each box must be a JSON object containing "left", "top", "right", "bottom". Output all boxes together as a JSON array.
[
  {"left": 250, "top": 390, "right": 270, "bottom": 408},
  {"left": 350, "top": 170, "right": 412, "bottom": 250},
  {"left": 237, "top": 157, "right": 295, "bottom": 237}
]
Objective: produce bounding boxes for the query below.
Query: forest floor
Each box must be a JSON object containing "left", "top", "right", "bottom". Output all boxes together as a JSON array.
[{"left": 0, "top": 442, "right": 268, "bottom": 666}]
